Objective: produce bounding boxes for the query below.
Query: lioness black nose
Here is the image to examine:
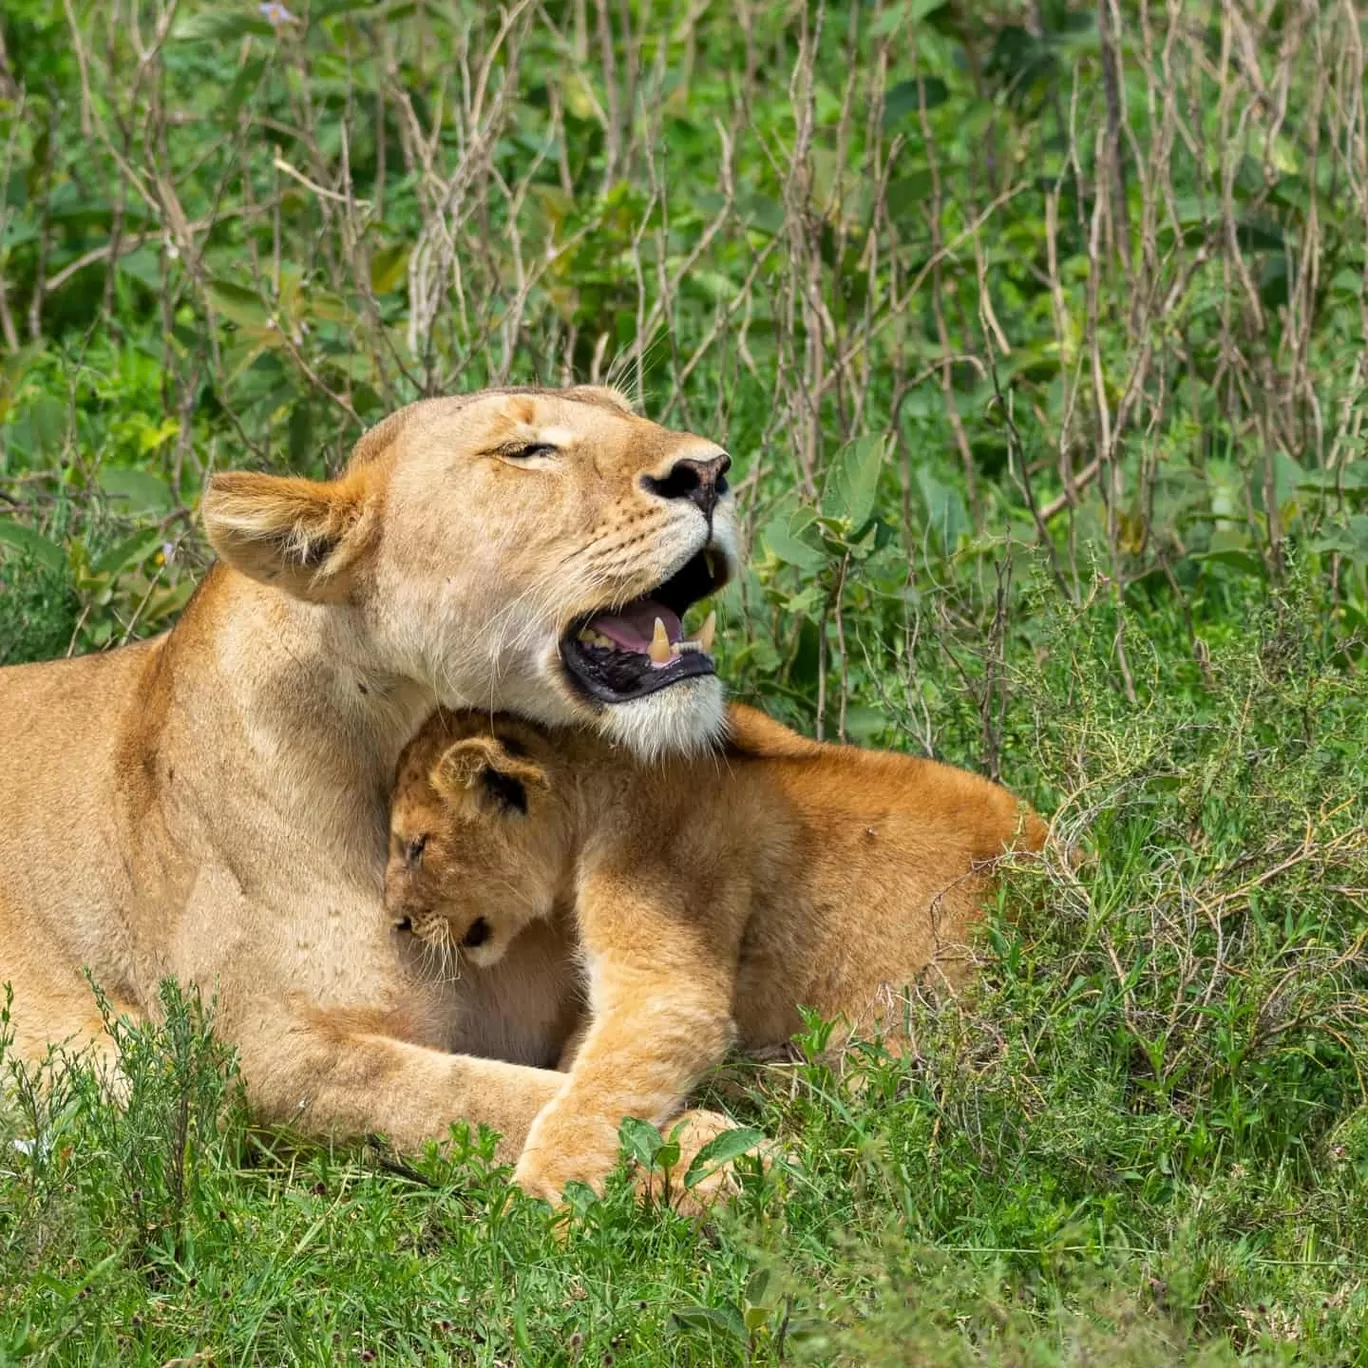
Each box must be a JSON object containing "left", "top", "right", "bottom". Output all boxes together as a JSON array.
[{"left": 642, "top": 453, "right": 731, "bottom": 520}]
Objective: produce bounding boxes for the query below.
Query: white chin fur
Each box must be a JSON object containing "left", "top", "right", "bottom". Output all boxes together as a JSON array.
[{"left": 595, "top": 675, "right": 728, "bottom": 761}]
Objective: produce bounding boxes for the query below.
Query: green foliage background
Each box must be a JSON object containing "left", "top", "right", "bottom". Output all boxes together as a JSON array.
[{"left": 3, "top": 1, "right": 1368, "bottom": 1363}]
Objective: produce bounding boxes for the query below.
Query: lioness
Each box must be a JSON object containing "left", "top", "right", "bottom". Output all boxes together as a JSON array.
[
  {"left": 0, "top": 386, "right": 740, "bottom": 1161},
  {"left": 384, "top": 704, "right": 1047, "bottom": 1203}
]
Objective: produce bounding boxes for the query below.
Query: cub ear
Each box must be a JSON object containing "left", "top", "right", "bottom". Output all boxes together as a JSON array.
[
  {"left": 430, "top": 737, "right": 550, "bottom": 814},
  {"left": 201, "top": 470, "right": 376, "bottom": 602}
]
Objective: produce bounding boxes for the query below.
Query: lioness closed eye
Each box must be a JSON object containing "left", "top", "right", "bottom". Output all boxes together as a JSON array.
[{"left": 386, "top": 703, "right": 1047, "bottom": 1204}]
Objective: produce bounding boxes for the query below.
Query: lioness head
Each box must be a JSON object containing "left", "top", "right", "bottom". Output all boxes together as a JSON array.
[
  {"left": 201, "top": 386, "right": 738, "bottom": 757},
  {"left": 384, "top": 712, "right": 567, "bottom": 969}
]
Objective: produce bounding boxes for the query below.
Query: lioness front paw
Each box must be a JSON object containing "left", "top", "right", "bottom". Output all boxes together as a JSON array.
[{"left": 513, "top": 1115, "right": 620, "bottom": 1207}]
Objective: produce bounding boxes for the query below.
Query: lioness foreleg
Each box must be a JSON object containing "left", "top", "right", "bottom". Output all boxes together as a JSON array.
[{"left": 230, "top": 1003, "right": 566, "bottom": 1159}]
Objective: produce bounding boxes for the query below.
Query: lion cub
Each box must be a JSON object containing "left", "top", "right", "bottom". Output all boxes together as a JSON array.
[{"left": 385, "top": 704, "right": 1045, "bottom": 1204}]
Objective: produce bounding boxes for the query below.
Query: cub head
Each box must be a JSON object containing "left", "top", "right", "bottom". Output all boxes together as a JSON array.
[
  {"left": 201, "top": 386, "right": 739, "bottom": 758},
  {"left": 384, "top": 712, "right": 571, "bottom": 970}
]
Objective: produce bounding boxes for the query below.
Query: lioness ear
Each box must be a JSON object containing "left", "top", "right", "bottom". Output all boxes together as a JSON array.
[
  {"left": 431, "top": 738, "right": 550, "bottom": 814},
  {"left": 201, "top": 470, "right": 376, "bottom": 602}
]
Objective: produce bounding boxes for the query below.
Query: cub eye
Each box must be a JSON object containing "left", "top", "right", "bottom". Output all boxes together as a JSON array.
[
  {"left": 502, "top": 442, "right": 557, "bottom": 461},
  {"left": 406, "top": 834, "right": 428, "bottom": 864},
  {"left": 481, "top": 769, "right": 527, "bottom": 815}
]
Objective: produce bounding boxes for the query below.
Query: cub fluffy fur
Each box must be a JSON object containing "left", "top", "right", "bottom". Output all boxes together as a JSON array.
[
  {"left": 386, "top": 704, "right": 1047, "bottom": 1203},
  {"left": 0, "top": 386, "right": 739, "bottom": 1169}
]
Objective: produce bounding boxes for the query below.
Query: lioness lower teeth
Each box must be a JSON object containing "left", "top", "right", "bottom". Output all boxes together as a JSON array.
[{"left": 697, "top": 610, "right": 716, "bottom": 654}]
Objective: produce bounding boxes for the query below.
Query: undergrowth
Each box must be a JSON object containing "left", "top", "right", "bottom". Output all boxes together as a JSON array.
[{"left": 3, "top": 584, "right": 1365, "bottom": 1365}]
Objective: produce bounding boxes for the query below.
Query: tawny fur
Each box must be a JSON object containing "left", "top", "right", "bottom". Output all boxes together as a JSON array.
[
  {"left": 386, "top": 704, "right": 1047, "bottom": 1202},
  {"left": 0, "top": 386, "right": 739, "bottom": 1167}
]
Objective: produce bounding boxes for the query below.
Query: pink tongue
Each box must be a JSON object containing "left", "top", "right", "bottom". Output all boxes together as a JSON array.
[{"left": 589, "top": 599, "right": 682, "bottom": 652}]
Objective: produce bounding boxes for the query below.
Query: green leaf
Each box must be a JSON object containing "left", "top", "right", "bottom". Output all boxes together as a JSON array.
[
  {"left": 760, "top": 498, "right": 827, "bottom": 572},
  {"left": 369, "top": 242, "right": 411, "bottom": 295},
  {"left": 667, "top": 1303, "right": 748, "bottom": 1343},
  {"left": 845, "top": 516, "right": 892, "bottom": 563},
  {"left": 784, "top": 585, "right": 826, "bottom": 616},
  {"left": 0, "top": 519, "right": 67, "bottom": 574},
  {"left": 843, "top": 704, "right": 887, "bottom": 742},
  {"left": 308, "top": 289, "right": 353, "bottom": 325},
  {"left": 173, "top": 12, "right": 277, "bottom": 41},
  {"left": 915, "top": 466, "right": 969, "bottom": 551},
  {"left": 744, "top": 1304, "right": 771, "bottom": 1333},
  {"left": 873, "top": 0, "right": 946, "bottom": 35},
  {"left": 883, "top": 76, "right": 949, "bottom": 129},
  {"left": 739, "top": 194, "right": 786, "bottom": 238},
  {"left": 99, "top": 467, "right": 171, "bottom": 514},
  {"left": 26, "top": 393, "right": 69, "bottom": 457},
  {"left": 1307, "top": 514, "right": 1368, "bottom": 560},
  {"left": 205, "top": 278, "right": 270, "bottom": 328},
  {"left": 115, "top": 245, "right": 162, "bottom": 291},
  {"left": 1328, "top": 267, "right": 1365, "bottom": 298},
  {"left": 0, "top": 341, "right": 46, "bottom": 422},
  {"left": 1266, "top": 449, "right": 1304, "bottom": 511},
  {"left": 617, "top": 1116, "right": 665, "bottom": 1170},
  {"left": 887, "top": 171, "right": 933, "bottom": 221},
  {"left": 822, "top": 434, "right": 887, "bottom": 534},
  {"left": 91, "top": 528, "right": 162, "bottom": 581},
  {"left": 1192, "top": 547, "right": 1266, "bottom": 576},
  {"left": 316, "top": 0, "right": 392, "bottom": 15},
  {"left": 744, "top": 1268, "right": 772, "bottom": 1306},
  {"left": 683, "top": 1125, "right": 765, "bottom": 1189},
  {"left": 1298, "top": 466, "right": 1368, "bottom": 494}
]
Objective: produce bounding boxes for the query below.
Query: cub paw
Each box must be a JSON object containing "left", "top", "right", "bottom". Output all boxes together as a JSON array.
[{"left": 513, "top": 1108, "right": 768, "bottom": 1215}]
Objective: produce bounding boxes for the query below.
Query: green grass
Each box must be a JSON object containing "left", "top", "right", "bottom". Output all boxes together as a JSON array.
[
  {"left": 6, "top": 0, "right": 1368, "bottom": 1361},
  {"left": 4, "top": 585, "right": 1366, "bottom": 1365}
]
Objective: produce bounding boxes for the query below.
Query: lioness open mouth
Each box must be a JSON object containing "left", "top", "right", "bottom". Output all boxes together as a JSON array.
[{"left": 559, "top": 548, "right": 728, "bottom": 705}]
